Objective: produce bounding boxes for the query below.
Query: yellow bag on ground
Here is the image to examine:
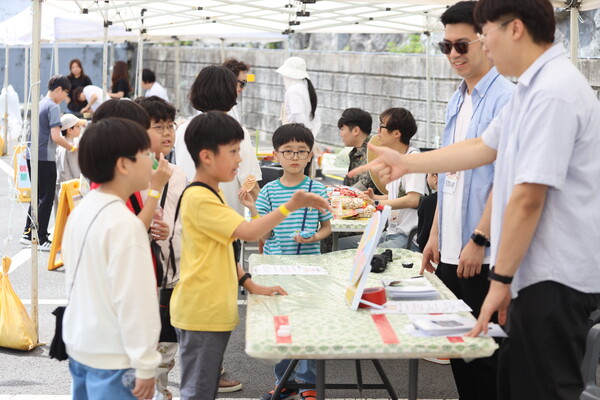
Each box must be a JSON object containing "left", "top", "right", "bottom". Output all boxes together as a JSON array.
[{"left": 0, "top": 256, "right": 38, "bottom": 351}]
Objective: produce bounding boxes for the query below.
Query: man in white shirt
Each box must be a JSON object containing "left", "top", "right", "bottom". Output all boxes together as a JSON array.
[
  {"left": 72, "top": 85, "right": 105, "bottom": 115},
  {"left": 142, "top": 69, "right": 169, "bottom": 102},
  {"left": 350, "top": 0, "right": 600, "bottom": 398}
]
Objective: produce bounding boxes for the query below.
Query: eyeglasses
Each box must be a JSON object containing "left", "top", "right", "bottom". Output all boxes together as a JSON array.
[
  {"left": 151, "top": 122, "right": 177, "bottom": 134},
  {"left": 477, "top": 18, "right": 516, "bottom": 44},
  {"left": 437, "top": 38, "right": 480, "bottom": 55},
  {"left": 379, "top": 124, "right": 392, "bottom": 131},
  {"left": 277, "top": 150, "right": 310, "bottom": 160},
  {"left": 237, "top": 80, "right": 248, "bottom": 88}
]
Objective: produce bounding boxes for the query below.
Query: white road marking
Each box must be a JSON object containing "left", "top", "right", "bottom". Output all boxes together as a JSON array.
[
  {"left": 7, "top": 248, "right": 31, "bottom": 274},
  {"left": 0, "top": 157, "right": 12, "bottom": 176}
]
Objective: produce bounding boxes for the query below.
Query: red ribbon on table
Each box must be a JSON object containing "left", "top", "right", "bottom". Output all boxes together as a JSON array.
[
  {"left": 371, "top": 314, "right": 400, "bottom": 344},
  {"left": 274, "top": 315, "right": 292, "bottom": 344}
]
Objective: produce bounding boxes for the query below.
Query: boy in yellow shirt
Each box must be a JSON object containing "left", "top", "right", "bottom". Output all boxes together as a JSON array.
[{"left": 170, "top": 111, "right": 330, "bottom": 400}]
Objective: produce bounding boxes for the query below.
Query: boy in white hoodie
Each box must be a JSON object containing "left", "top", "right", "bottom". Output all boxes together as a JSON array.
[{"left": 62, "top": 118, "right": 161, "bottom": 400}]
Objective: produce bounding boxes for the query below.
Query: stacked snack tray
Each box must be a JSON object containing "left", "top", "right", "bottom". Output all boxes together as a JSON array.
[{"left": 326, "top": 185, "right": 376, "bottom": 220}]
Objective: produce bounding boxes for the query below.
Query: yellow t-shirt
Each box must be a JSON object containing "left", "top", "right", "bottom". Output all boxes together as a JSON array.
[{"left": 170, "top": 186, "right": 245, "bottom": 331}]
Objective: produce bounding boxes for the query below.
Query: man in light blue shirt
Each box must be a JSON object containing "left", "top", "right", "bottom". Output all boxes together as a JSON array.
[
  {"left": 420, "top": 3, "right": 513, "bottom": 399},
  {"left": 350, "top": 0, "right": 600, "bottom": 398}
]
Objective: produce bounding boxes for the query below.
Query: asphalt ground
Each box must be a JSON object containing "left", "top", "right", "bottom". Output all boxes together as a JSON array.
[{"left": 0, "top": 151, "right": 460, "bottom": 399}]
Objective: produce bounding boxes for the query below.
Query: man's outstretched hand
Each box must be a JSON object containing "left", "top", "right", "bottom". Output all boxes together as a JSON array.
[{"left": 347, "top": 143, "right": 409, "bottom": 185}]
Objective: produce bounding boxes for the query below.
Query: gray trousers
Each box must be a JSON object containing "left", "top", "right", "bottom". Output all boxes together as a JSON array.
[{"left": 176, "top": 329, "right": 232, "bottom": 400}]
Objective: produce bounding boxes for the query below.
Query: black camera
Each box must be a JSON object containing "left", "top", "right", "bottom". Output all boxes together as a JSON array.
[{"left": 370, "top": 249, "right": 393, "bottom": 273}]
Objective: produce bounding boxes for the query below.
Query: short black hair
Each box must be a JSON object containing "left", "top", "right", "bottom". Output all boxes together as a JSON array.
[
  {"left": 189, "top": 65, "right": 237, "bottom": 112},
  {"left": 272, "top": 123, "right": 314, "bottom": 151},
  {"left": 142, "top": 68, "right": 156, "bottom": 84},
  {"left": 380, "top": 108, "right": 418, "bottom": 145},
  {"left": 474, "top": 0, "right": 555, "bottom": 44},
  {"left": 92, "top": 99, "right": 151, "bottom": 129},
  {"left": 48, "top": 75, "right": 71, "bottom": 92},
  {"left": 79, "top": 118, "right": 150, "bottom": 184},
  {"left": 441, "top": 1, "right": 481, "bottom": 33},
  {"left": 337, "top": 108, "right": 372, "bottom": 135},
  {"left": 71, "top": 86, "right": 84, "bottom": 105},
  {"left": 134, "top": 96, "right": 176, "bottom": 123},
  {"left": 222, "top": 58, "right": 250, "bottom": 77},
  {"left": 184, "top": 111, "right": 244, "bottom": 167}
]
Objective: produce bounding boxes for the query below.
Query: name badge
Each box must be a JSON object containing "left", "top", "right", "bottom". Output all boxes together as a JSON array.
[{"left": 443, "top": 172, "right": 459, "bottom": 195}]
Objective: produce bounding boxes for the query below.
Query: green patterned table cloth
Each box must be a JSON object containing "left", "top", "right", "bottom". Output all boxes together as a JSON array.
[
  {"left": 330, "top": 218, "right": 369, "bottom": 232},
  {"left": 245, "top": 249, "right": 498, "bottom": 360}
]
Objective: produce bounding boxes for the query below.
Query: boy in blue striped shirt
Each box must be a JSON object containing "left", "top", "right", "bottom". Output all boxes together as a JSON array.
[{"left": 240, "top": 123, "right": 332, "bottom": 400}]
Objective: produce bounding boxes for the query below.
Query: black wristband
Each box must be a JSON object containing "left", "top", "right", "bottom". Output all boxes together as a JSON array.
[
  {"left": 238, "top": 272, "right": 252, "bottom": 287},
  {"left": 471, "top": 232, "right": 491, "bottom": 247},
  {"left": 488, "top": 266, "right": 513, "bottom": 284}
]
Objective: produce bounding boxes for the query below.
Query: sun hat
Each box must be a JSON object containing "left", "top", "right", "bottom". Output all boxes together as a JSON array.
[
  {"left": 366, "top": 135, "right": 389, "bottom": 195},
  {"left": 60, "top": 114, "right": 85, "bottom": 130},
  {"left": 276, "top": 57, "right": 310, "bottom": 80}
]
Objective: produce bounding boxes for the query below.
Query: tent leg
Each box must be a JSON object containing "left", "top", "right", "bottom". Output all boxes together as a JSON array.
[
  {"left": 3, "top": 43, "right": 9, "bottom": 155},
  {"left": 570, "top": 5, "right": 580, "bottom": 68},
  {"left": 30, "top": 0, "right": 43, "bottom": 339},
  {"left": 175, "top": 40, "right": 181, "bottom": 112}
]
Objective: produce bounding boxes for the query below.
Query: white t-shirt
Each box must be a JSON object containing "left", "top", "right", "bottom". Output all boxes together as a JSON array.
[
  {"left": 281, "top": 79, "right": 321, "bottom": 138},
  {"left": 82, "top": 85, "right": 104, "bottom": 112},
  {"left": 145, "top": 81, "right": 169, "bottom": 102},
  {"left": 386, "top": 147, "right": 426, "bottom": 236},
  {"left": 441, "top": 92, "right": 488, "bottom": 264},
  {"left": 62, "top": 190, "right": 161, "bottom": 378},
  {"left": 173, "top": 115, "right": 262, "bottom": 216}
]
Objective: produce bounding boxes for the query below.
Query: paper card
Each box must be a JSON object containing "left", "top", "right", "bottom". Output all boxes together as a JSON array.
[
  {"left": 253, "top": 264, "right": 328, "bottom": 276},
  {"left": 371, "top": 299, "right": 472, "bottom": 315}
]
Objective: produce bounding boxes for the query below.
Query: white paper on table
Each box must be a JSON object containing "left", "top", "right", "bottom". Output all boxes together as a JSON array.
[
  {"left": 371, "top": 299, "right": 472, "bottom": 314},
  {"left": 253, "top": 264, "right": 329, "bottom": 276},
  {"left": 404, "top": 322, "right": 507, "bottom": 338}
]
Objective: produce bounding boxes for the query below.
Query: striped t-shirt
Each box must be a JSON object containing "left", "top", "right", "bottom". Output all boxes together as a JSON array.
[{"left": 256, "top": 177, "right": 332, "bottom": 255}]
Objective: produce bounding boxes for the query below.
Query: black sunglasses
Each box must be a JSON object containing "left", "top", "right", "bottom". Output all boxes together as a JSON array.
[
  {"left": 437, "top": 38, "right": 479, "bottom": 55},
  {"left": 237, "top": 80, "right": 248, "bottom": 88}
]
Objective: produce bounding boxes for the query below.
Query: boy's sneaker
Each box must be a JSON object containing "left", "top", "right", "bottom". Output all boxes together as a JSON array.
[
  {"left": 218, "top": 377, "right": 242, "bottom": 393},
  {"left": 260, "top": 387, "right": 299, "bottom": 400},
  {"left": 19, "top": 230, "right": 31, "bottom": 246},
  {"left": 300, "top": 390, "right": 317, "bottom": 400},
  {"left": 38, "top": 240, "right": 52, "bottom": 252}
]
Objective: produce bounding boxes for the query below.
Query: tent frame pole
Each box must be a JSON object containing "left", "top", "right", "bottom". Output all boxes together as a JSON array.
[
  {"left": 3, "top": 43, "right": 8, "bottom": 155},
  {"left": 570, "top": 4, "right": 580, "bottom": 67},
  {"left": 30, "top": 0, "right": 42, "bottom": 338}
]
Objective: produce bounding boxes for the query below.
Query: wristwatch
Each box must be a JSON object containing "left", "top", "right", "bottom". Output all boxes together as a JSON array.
[
  {"left": 471, "top": 230, "right": 491, "bottom": 247},
  {"left": 488, "top": 266, "right": 513, "bottom": 284}
]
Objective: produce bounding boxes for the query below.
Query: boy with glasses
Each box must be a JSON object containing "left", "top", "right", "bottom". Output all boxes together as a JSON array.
[
  {"left": 422, "top": 2, "right": 514, "bottom": 398},
  {"left": 21, "top": 75, "right": 74, "bottom": 251},
  {"left": 241, "top": 123, "right": 332, "bottom": 400}
]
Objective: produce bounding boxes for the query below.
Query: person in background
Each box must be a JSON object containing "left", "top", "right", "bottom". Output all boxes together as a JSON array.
[
  {"left": 276, "top": 57, "right": 321, "bottom": 176},
  {"left": 337, "top": 107, "right": 380, "bottom": 194},
  {"left": 66, "top": 59, "right": 92, "bottom": 116},
  {"left": 221, "top": 58, "right": 262, "bottom": 215},
  {"left": 56, "top": 114, "right": 85, "bottom": 184},
  {"left": 108, "top": 61, "right": 131, "bottom": 99},
  {"left": 417, "top": 173, "right": 437, "bottom": 252},
  {"left": 72, "top": 85, "right": 104, "bottom": 116},
  {"left": 142, "top": 69, "right": 169, "bottom": 102},
  {"left": 20, "top": 75, "right": 73, "bottom": 251}
]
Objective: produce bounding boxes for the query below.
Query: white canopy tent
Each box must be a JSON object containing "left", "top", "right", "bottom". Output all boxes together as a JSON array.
[{"left": 9, "top": 0, "right": 600, "bottom": 336}]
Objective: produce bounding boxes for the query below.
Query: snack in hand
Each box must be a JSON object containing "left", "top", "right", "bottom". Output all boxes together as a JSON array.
[{"left": 242, "top": 175, "right": 257, "bottom": 191}]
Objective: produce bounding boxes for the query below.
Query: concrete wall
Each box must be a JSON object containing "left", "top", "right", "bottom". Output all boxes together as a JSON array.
[{"left": 143, "top": 46, "right": 600, "bottom": 149}]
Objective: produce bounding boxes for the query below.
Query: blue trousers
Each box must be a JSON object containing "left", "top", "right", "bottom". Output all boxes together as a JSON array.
[
  {"left": 275, "top": 359, "right": 316, "bottom": 392},
  {"left": 69, "top": 357, "right": 136, "bottom": 400}
]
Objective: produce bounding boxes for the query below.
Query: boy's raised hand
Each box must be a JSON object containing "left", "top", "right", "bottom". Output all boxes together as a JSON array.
[
  {"left": 238, "top": 187, "right": 256, "bottom": 210},
  {"left": 348, "top": 143, "right": 409, "bottom": 185},
  {"left": 150, "top": 153, "right": 172, "bottom": 191},
  {"left": 287, "top": 190, "right": 332, "bottom": 214}
]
